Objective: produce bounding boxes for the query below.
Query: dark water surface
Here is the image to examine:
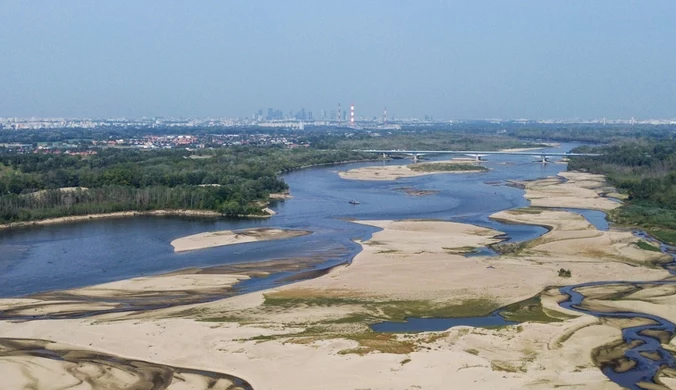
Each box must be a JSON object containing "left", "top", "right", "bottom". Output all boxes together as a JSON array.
[
  {"left": 370, "top": 310, "right": 518, "bottom": 333},
  {"left": 0, "top": 144, "right": 576, "bottom": 298}
]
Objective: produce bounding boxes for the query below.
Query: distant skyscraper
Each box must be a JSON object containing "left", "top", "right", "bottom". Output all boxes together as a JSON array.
[{"left": 308, "top": 111, "right": 313, "bottom": 121}]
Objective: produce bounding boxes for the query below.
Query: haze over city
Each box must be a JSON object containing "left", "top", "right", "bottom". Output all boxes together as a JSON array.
[{"left": 1, "top": 1, "right": 675, "bottom": 120}]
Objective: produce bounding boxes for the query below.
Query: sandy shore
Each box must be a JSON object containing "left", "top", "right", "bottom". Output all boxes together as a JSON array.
[
  {"left": 0, "top": 170, "right": 669, "bottom": 389},
  {"left": 514, "top": 171, "right": 621, "bottom": 211},
  {"left": 339, "top": 160, "right": 486, "bottom": 181},
  {"left": 0, "top": 209, "right": 224, "bottom": 230},
  {"left": 171, "top": 227, "right": 311, "bottom": 252}
]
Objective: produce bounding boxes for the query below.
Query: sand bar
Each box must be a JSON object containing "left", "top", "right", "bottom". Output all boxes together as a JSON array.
[
  {"left": 171, "top": 227, "right": 311, "bottom": 252},
  {"left": 516, "top": 171, "right": 621, "bottom": 211},
  {"left": 339, "top": 160, "right": 486, "bottom": 181},
  {"left": 0, "top": 170, "right": 669, "bottom": 390}
]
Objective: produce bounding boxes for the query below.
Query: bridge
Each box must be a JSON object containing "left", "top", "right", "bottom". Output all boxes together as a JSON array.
[{"left": 355, "top": 149, "right": 602, "bottom": 163}]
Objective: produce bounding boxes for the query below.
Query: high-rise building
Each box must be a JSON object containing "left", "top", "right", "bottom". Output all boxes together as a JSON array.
[{"left": 308, "top": 111, "right": 313, "bottom": 121}]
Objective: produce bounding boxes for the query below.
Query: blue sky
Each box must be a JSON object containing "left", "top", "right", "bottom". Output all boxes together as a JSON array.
[{"left": 1, "top": 1, "right": 674, "bottom": 119}]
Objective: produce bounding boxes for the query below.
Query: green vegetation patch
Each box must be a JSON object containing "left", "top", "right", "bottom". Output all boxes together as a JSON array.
[
  {"left": 338, "top": 332, "right": 416, "bottom": 355},
  {"left": 507, "top": 207, "right": 544, "bottom": 215},
  {"left": 636, "top": 240, "right": 662, "bottom": 252},
  {"left": 569, "top": 140, "right": 676, "bottom": 246},
  {"left": 558, "top": 268, "right": 572, "bottom": 278},
  {"left": 443, "top": 246, "right": 479, "bottom": 254},
  {"left": 263, "top": 291, "right": 500, "bottom": 323},
  {"left": 489, "top": 241, "right": 528, "bottom": 256},
  {"left": 376, "top": 298, "right": 499, "bottom": 322},
  {"left": 499, "top": 295, "right": 576, "bottom": 323},
  {"left": 610, "top": 205, "right": 676, "bottom": 245},
  {"left": 408, "top": 163, "right": 489, "bottom": 173},
  {"left": 0, "top": 147, "right": 373, "bottom": 224}
]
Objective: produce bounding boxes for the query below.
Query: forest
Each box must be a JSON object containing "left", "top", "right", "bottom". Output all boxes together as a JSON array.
[
  {"left": 0, "top": 147, "right": 369, "bottom": 223},
  {"left": 570, "top": 139, "right": 676, "bottom": 244}
]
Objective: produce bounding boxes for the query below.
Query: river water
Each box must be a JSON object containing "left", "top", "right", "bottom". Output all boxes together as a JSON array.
[
  {"left": 2, "top": 143, "right": 672, "bottom": 389},
  {"left": 0, "top": 145, "right": 576, "bottom": 297}
]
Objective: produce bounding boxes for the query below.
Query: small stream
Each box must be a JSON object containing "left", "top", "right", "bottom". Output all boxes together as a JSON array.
[
  {"left": 559, "top": 234, "right": 676, "bottom": 390},
  {"left": 371, "top": 208, "right": 676, "bottom": 389}
]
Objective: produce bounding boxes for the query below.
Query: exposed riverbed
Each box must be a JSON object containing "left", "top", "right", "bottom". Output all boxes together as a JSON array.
[{"left": 2, "top": 143, "right": 673, "bottom": 390}]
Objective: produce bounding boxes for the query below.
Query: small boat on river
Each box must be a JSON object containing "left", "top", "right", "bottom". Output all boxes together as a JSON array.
[{"left": 349, "top": 199, "right": 360, "bottom": 205}]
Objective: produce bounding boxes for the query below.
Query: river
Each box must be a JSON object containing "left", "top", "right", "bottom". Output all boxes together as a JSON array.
[
  {"left": 0, "top": 145, "right": 575, "bottom": 297},
  {"left": 1, "top": 143, "right": 672, "bottom": 389}
]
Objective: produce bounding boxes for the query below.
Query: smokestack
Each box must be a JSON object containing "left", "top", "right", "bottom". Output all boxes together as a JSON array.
[{"left": 383, "top": 107, "right": 387, "bottom": 124}]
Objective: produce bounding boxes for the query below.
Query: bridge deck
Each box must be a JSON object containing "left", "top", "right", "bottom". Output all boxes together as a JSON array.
[{"left": 356, "top": 150, "right": 601, "bottom": 157}]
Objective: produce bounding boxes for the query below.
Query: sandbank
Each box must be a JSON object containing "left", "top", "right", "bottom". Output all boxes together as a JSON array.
[
  {"left": 339, "top": 160, "right": 486, "bottom": 181},
  {"left": 0, "top": 170, "right": 670, "bottom": 390},
  {"left": 516, "top": 171, "right": 621, "bottom": 211},
  {"left": 171, "top": 227, "right": 311, "bottom": 252}
]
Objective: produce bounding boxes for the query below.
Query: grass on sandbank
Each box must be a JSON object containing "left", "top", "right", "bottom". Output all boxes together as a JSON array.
[
  {"left": 408, "top": 163, "right": 489, "bottom": 173},
  {"left": 636, "top": 240, "right": 662, "bottom": 252},
  {"left": 499, "top": 295, "right": 576, "bottom": 323},
  {"left": 262, "top": 291, "right": 501, "bottom": 323}
]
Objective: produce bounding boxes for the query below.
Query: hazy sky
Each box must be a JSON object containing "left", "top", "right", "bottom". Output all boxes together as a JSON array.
[{"left": 1, "top": 1, "right": 675, "bottom": 120}]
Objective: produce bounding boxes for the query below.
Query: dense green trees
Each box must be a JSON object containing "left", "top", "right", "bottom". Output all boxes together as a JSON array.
[
  {"left": 0, "top": 147, "right": 368, "bottom": 223},
  {"left": 570, "top": 140, "right": 676, "bottom": 243}
]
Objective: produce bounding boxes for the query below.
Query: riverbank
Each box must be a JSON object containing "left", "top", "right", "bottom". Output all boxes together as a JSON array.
[
  {"left": 1, "top": 210, "right": 665, "bottom": 389},
  {"left": 338, "top": 159, "right": 487, "bottom": 181},
  {"left": 1, "top": 170, "right": 672, "bottom": 389},
  {"left": 171, "top": 227, "right": 311, "bottom": 252},
  {"left": 0, "top": 201, "right": 287, "bottom": 230},
  {"left": 0, "top": 209, "right": 224, "bottom": 230}
]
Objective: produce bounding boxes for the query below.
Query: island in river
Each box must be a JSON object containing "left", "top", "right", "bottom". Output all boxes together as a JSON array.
[
  {"left": 171, "top": 227, "right": 311, "bottom": 252},
  {"left": 1, "top": 151, "right": 675, "bottom": 390},
  {"left": 338, "top": 159, "right": 488, "bottom": 181}
]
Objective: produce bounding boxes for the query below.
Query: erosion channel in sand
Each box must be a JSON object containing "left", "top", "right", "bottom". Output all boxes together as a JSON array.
[{"left": 2, "top": 164, "right": 676, "bottom": 389}]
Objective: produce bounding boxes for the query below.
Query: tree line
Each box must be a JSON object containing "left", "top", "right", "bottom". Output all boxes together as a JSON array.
[
  {"left": 570, "top": 139, "right": 676, "bottom": 243},
  {"left": 0, "top": 147, "right": 369, "bottom": 223}
]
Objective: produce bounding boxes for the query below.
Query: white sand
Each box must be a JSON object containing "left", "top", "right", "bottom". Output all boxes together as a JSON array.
[
  {"left": 0, "top": 170, "right": 666, "bottom": 390},
  {"left": 521, "top": 171, "right": 621, "bottom": 211},
  {"left": 339, "top": 160, "right": 486, "bottom": 181},
  {"left": 171, "top": 228, "right": 310, "bottom": 252}
]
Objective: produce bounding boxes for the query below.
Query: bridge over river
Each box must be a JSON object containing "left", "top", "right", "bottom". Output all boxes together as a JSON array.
[{"left": 356, "top": 149, "right": 602, "bottom": 163}]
